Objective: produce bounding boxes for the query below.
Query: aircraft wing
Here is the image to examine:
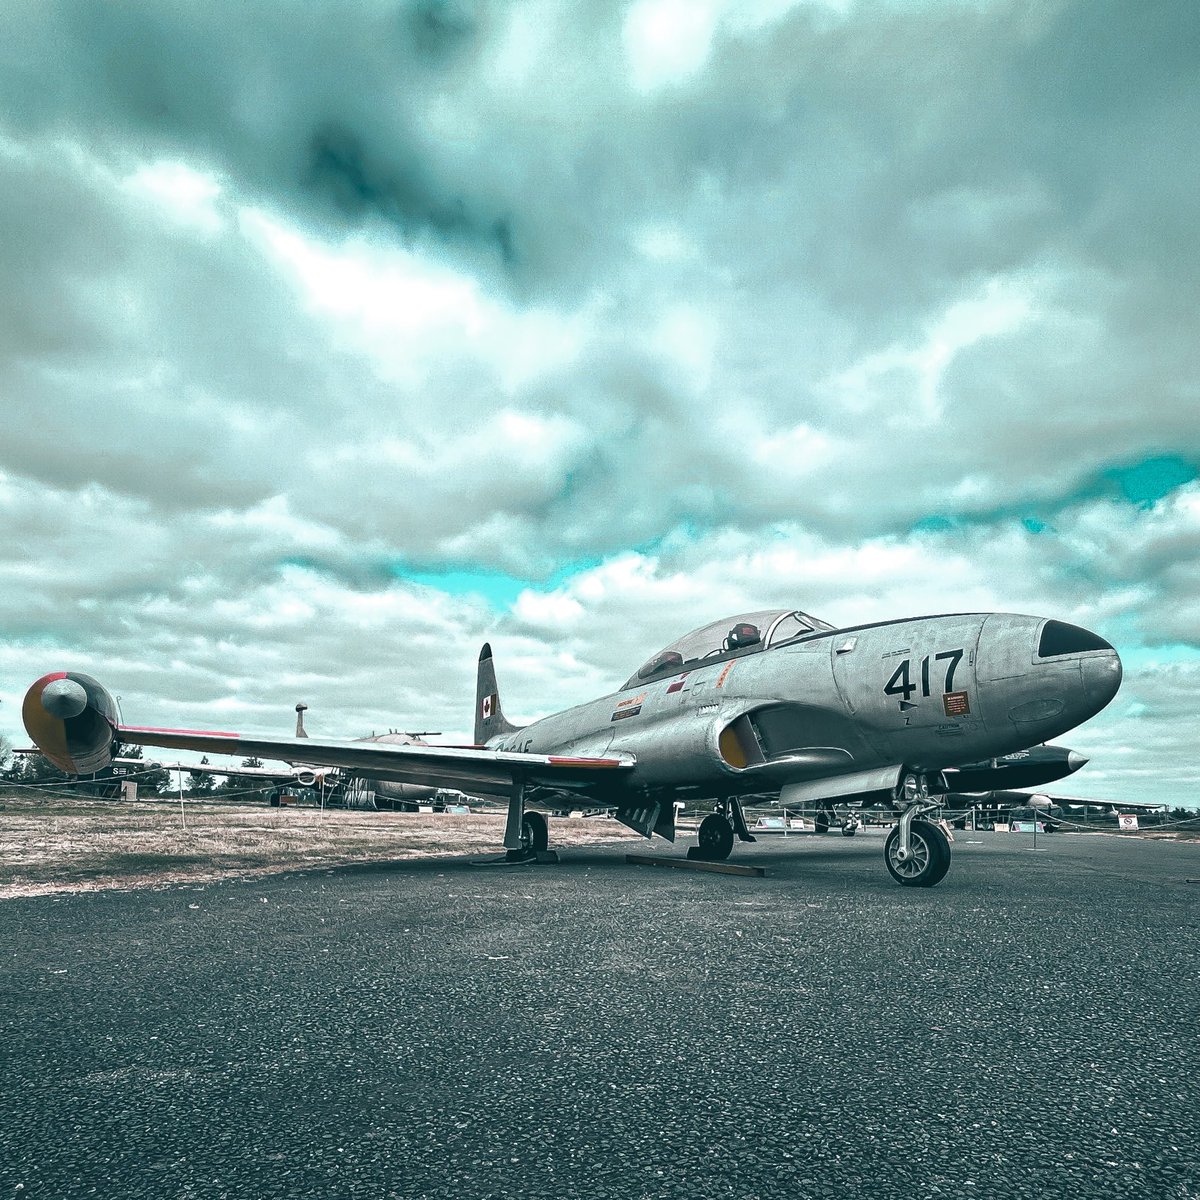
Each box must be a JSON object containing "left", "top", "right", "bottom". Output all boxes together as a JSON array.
[
  {"left": 1056, "top": 796, "right": 1170, "bottom": 812},
  {"left": 118, "top": 725, "right": 634, "bottom": 799}
]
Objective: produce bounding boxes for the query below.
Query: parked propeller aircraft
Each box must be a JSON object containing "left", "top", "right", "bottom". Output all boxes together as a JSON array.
[{"left": 22, "top": 606, "right": 1122, "bottom": 887}]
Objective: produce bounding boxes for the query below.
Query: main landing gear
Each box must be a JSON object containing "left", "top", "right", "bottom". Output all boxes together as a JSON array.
[
  {"left": 692, "top": 797, "right": 756, "bottom": 862},
  {"left": 815, "top": 806, "right": 861, "bottom": 836},
  {"left": 503, "top": 780, "right": 554, "bottom": 863},
  {"left": 883, "top": 774, "right": 952, "bottom": 887},
  {"left": 518, "top": 810, "right": 549, "bottom": 855}
]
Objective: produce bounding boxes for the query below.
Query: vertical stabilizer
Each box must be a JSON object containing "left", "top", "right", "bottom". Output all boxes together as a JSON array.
[
  {"left": 295, "top": 703, "right": 309, "bottom": 738},
  {"left": 475, "top": 643, "right": 519, "bottom": 745}
]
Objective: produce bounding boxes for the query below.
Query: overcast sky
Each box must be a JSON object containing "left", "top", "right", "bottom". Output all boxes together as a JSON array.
[{"left": 2, "top": 0, "right": 1197, "bottom": 805}]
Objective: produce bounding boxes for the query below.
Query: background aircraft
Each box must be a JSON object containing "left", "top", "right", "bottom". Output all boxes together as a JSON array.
[
  {"left": 942, "top": 789, "right": 1169, "bottom": 831},
  {"left": 22, "top": 605, "right": 1122, "bottom": 887},
  {"left": 781, "top": 742, "right": 1093, "bottom": 833},
  {"left": 170, "top": 703, "right": 454, "bottom": 810}
]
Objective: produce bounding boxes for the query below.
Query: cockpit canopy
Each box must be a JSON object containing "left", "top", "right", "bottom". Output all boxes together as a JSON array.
[{"left": 625, "top": 608, "right": 835, "bottom": 689}]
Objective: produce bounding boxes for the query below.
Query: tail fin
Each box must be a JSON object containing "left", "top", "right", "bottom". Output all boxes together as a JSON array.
[{"left": 475, "top": 642, "right": 519, "bottom": 745}]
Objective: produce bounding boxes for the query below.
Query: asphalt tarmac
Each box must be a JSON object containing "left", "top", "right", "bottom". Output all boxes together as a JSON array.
[{"left": 2, "top": 828, "right": 1199, "bottom": 1200}]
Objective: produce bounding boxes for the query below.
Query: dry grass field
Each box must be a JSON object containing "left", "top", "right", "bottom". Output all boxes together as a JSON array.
[{"left": 0, "top": 790, "right": 643, "bottom": 898}]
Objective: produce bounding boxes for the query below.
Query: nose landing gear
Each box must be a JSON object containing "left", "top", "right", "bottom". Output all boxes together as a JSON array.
[{"left": 885, "top": 773, "right": 951, "bottom": 887}]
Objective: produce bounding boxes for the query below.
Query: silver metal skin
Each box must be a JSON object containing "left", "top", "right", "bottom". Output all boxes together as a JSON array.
[{"left": 23, "top": 608, "right": 1122, "bottom": 886}]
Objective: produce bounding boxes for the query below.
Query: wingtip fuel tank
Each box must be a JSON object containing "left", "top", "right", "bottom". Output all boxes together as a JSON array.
[{"left": 22, "top": 672, "right": 119, "bottom": 775}]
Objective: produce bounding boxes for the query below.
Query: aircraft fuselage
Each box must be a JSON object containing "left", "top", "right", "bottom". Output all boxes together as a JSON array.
[{"left": 489, "top": 613, "right": 1121, "bottom": 804}]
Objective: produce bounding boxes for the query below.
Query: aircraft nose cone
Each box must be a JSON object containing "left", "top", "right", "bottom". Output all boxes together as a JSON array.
[
  {"left": 1082, "top": 647, "right": 1123, "bottom": 712},
  {"left": 41, "top": 677, "right": 88, "bottom": 720},
  {"left": 1067, "top": 750, "right": 1089, "bottom": 772}
]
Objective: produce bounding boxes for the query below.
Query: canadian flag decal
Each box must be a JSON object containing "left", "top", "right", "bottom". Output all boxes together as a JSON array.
[{"left": 481, "top": 694, "right": 495, "bottom": 719}]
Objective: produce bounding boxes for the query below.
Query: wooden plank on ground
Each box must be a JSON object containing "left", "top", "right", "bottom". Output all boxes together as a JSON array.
[{"left": 625, "top": 853, "right": 766, "bottom": 877}]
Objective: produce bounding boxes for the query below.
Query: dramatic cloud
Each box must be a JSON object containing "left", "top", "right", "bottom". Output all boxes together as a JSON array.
[{"left": 1, "top": 0, "right": 1197, "bottom": 805}]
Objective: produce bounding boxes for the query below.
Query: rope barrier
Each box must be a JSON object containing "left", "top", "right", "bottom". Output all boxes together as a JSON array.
[{"left": 950, "top": 805, "right": 1200, "bottom": 839}]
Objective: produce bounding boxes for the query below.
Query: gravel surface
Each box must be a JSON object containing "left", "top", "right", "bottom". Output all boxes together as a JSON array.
[{"left": 2, "top": 829, "right": 1198, "bottom": 1200}]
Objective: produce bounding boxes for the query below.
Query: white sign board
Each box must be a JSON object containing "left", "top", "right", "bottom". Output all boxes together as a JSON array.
[{"left": 1117, "top": 813, "right": 1139, "bottom": 831}]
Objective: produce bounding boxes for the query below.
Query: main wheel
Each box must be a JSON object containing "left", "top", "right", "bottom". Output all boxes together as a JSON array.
[
  {"left": 841, "top": 821, "right": 859, "bottom": 838},
  {"left": 522, "top": 811, "right": 549, "bottom": 853},
  {"left": 815, "top": 812, "right": 831, "bottom": 834},
  {"left": 884, "top": 819, "right": 951, "bottom": 887},
  {"left": 697, "top": 813, "right": 735, "bottom": 860}
]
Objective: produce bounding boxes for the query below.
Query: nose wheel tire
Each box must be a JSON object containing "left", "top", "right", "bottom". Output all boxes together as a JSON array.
[
  {"left": 884, "top": 819, "right": 951, "bottom": 887},
  {"left": 697, "top": 813, "right": 735, "bottom": 861}
]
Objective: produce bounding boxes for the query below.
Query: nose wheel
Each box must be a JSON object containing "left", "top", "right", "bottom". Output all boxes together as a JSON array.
[{"left": 884, "top": 818, "right": 951, "bottom": 887}]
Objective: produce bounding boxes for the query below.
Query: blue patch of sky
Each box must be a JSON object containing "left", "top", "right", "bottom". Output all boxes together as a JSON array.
[
  {"left": 403, "top": 569, "right": 528, "bottom": 608},
  {"left": 908, "top": 455, "right": 1197, "bottom": 539},
  {"left": 912, "top": 516, "right": 955, "bottom": 533},
  {"left": 1103, "top": 456, "right": 1197, "bottom": 507},
  {"left": 1116, "top": 643, "right": 1200, "bottom": 669},
  {"left": 397, "top": 555, "right": 609, "bottom": 609},
  {"left": 278, "top": 551, "right": 612, "bottom": 608},
  {"left": 390, "top": 514, "right": 733, "bottom": 609}
]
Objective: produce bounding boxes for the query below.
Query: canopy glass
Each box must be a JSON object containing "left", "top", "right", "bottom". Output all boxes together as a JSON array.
[{"left": 626, "top": 608, "right": 834, "bottom": 688}]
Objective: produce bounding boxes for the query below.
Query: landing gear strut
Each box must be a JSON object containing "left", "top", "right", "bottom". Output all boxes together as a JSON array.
[{"left": 693, "top": 797, "right": 755, "bottom": 861}]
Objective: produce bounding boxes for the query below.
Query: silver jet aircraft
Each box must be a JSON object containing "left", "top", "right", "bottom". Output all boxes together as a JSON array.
[{"left": 22, "top": 606, "right": 1122, "bottom": 887}]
